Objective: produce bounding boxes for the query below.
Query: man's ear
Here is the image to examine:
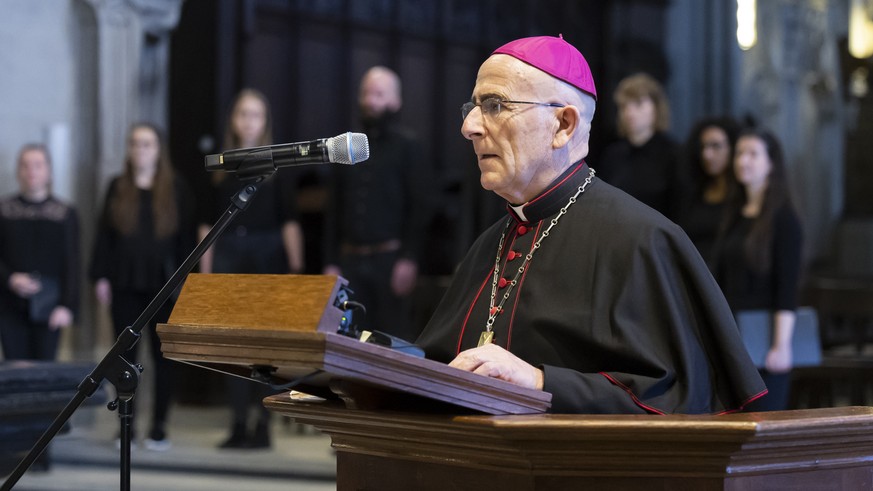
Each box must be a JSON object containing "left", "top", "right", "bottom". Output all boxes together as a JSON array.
[{"left": 552, "top": 105, "right": 580, "bottom": 149}]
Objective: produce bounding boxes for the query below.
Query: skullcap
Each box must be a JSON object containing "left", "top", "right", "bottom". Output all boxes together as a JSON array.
[{"left": 492, "top": 34, "right": 597, "bottom": 100}]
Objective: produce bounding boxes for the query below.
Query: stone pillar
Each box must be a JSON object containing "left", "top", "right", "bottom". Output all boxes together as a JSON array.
[
  {"left": 133, "top": 0, "right": 183, "bottom": 130},
  {"left": 738, "top": 0, "right": 846, "bottom": 263},
  {"left": 82, "top": 0, "right": 183, "bottom": 194},
  {"left": 77, "top": 0, "right": 183, "bottom": 354}
]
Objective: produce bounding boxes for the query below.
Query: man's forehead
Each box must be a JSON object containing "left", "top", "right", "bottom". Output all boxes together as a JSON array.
[{"left": 472, "top": 55, "right": 545, "bottom": 98}]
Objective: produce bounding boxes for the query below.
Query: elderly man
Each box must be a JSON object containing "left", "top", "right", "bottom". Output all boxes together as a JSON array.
[{"left": 416, "top": 36, "right": 766, "bottom": 414}]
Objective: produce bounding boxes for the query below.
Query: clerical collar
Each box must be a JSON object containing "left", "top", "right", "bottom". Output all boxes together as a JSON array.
[
  {"left": 508, "top": 203, "right": 528, "bottom": 222},
  {"left": 506, "top": 160, "right": 592, "bottom": 224}
]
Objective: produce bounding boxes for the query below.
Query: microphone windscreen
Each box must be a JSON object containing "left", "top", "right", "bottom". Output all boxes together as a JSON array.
[{"left": 327, "top": 132, "right": 370, "bottom": 165}]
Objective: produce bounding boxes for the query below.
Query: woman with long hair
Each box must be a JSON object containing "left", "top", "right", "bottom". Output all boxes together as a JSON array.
[
  {"left": 199, "top": 88, "right": 304, "bottom": 449},
  {"left": 678, "top": 117, "right": 740, "bottom": 265},
  {"left": 712, "top": 127, "right": 803, "bottom": 411},
  {"left": 90, "top": 122, "right": 193, "bottom": 449}
]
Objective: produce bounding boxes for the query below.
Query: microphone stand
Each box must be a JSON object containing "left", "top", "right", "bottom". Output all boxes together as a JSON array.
[{"left": 2, "top": 174, "right": 270, "bottom": 491}]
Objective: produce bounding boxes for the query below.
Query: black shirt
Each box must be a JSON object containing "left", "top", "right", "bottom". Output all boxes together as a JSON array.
[
  {"left": 0, "top": 195, "right": 80, "bottom": 315},
  {"left": 678, "top": 197, "right": 726, "bottom": 266},
  {"left": 90, "top": 176, "right": 194, "bottom": 292},
  {"left": 713, "top": 204, "right": 803, "bottom": 312},
  {"left": 598, "top": 132, "right": 684, "bottom": 221},
  {"left": 200, "top": 171, "right": 299, "bottom": 232},
  {"left": 323, "top": 115, "right": 430, "bottom": 265}
]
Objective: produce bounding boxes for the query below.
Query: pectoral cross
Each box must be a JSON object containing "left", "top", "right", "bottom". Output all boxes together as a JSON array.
[{"left": 478, "top": 331, "right": 494, "bottom": 347}]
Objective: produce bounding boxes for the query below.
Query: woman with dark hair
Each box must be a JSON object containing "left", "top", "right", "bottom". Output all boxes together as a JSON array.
[
  {"left": 90, "top": 123, "right": 194, "bottom": 449},
  {"left": 0, "top": 143, "right": 79, "bottom": 360},
  {"left": 712, "top": 127, "right": 803, "bottom": 411},
  {"left": 598, "top": 72, "right": 683, "bottom": 221},
  {"left": 678, "top": 117, "right": 740, "bottom": 264},
  {"left": 199, "top": 88, "right": 304, "bottom": 449}
]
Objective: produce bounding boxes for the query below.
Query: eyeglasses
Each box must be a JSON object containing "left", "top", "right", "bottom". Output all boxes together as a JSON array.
[{"left": 461, "top": 98, "right": 565, "bottom": 120}]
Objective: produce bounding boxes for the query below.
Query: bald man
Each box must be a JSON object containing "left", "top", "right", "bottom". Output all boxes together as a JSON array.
[
  {"left": 323, "top": 66, "right": 431, "bottom": 342},
  {"left": 416, "top": 36, "right": 766, "bottom": 415}
]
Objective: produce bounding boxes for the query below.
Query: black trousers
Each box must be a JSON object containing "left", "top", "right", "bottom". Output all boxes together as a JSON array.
[
  {"left": 338, "top": 250, "right": 417, "bottom": 342},
  {"left": 0, "top": 310, "right": 60, "bottom": 360},
  {"left": 745, "top": 370, "right": 792, "bottom": 411},
  {"left": 110, "top": 289, "right": 175, "bottom": 432},
  {"left": 213, "top": 231, "right": 287, "bottom": 428}
]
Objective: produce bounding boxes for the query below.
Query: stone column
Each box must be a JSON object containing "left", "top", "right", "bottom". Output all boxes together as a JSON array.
[
  {"left": 82, "top": 0, "right": 182, "bottom": 194},
  {"left": 738, "top": 0, "right": 845, "bottom": 263},
  {"left": 77, "top": 0, "right": 183, "bottom": 354}
]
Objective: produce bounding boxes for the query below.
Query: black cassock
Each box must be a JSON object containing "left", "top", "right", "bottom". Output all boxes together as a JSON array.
[{"left": 417, "top": 161, "right": 766, "bottom": 414}]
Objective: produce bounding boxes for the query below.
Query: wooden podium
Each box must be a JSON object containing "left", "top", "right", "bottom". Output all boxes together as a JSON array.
[
  {"left": 159, "top": 274, "right": 873, "bottom": 490},
  {"left": 265, "top": 400, "right": 873, "bottom": 491},
  {"left": 157, "top": 274, "right": 551, "bottom": 414}
]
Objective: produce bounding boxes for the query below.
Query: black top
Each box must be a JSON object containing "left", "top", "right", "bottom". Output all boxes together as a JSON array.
[
  {"left": 677, "top": 197, "right": 726, "bottom": 266},
  {"left": 323, "top": 115, "right": 431, "bottom": 265},
  {"left": 713, "top": 205, "right": 803, "bottom": 312},
  {"left": 0, "top": 195, "right": 80, "bottom": 315},
  {"left": 416, "top": 162, "right": 766, "bottom": 414},
  {"left": 200, "top": 171, "right": 299, "bottom": 231},
  {"left": 598, "top": 132, "right": 684, "bottom": 221},
  {"left": 90, "top": 176, "right": 194, "bottom": 292}
]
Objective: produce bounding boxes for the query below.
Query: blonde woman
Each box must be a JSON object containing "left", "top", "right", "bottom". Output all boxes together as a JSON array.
[
  {"left": 598, "top": 73, "right": 683, "bottom": 220},
  {"left": 0, "top": 144, "right": 79, "bottom": 360}
]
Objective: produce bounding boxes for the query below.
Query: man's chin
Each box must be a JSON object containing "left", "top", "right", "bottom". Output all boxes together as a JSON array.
[
  {"left": 479, "top": 176, "right": 497, "bottom": 191},
  {"left": 479, "top": 177, "right": 508, "bottom": 198}
]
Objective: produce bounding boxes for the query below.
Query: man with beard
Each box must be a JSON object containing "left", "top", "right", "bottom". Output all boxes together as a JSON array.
[{"left": 323, "top": 66, "right": 431, "bottom": 342}]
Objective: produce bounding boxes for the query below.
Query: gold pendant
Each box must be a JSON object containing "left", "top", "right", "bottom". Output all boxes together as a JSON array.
[{"left": 478, "top": 331, "right": 494, "bottom": 347}]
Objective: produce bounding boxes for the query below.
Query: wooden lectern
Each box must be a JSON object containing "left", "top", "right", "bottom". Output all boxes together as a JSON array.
[
  {"left": 159, "top": 274, "right": 873, "bottom": 490},
  {"left": 157, "top": 274, "right": 551, "bottom": 414}
]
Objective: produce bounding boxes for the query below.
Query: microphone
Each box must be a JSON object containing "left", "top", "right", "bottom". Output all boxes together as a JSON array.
[{"left": 205, "top": 132, "right": 369, "bottom": 176}]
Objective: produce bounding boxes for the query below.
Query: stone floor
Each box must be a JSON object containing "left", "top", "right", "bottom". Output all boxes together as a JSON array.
[{"left": 4, "top": 401, "right": 337, "bottom": 490}]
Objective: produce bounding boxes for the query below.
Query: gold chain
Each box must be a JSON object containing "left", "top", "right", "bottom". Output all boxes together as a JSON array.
[{"left": 480, "top": 168, "right": 595, "bottom": 345}]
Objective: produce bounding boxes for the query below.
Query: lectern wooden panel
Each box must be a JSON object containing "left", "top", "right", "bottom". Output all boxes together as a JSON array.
[
  {"left": 165, "top": 273, "right": 347, "bottom": 332},
  {"left": 157, "top": 274, "right": 551, "bottom": 415},
  {"left": 264, "top": 399, "right": 873, "bottom": 491}
]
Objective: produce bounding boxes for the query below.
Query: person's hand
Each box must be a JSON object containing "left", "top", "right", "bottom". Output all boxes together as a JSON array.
[
  {"left": 449, "top": 343, "right": 544, "bottom": 390},
  {"left": 391, "top": 258, "right": 417, "bottom": 297},
  {"left": 765, "top": 344, "right": 792, "bottom": 374},
  {"left": 323, "top": 265, "right": 342, "bottom": 277},
  {"left": 95, "top": 278, "right": 112, "bottom": 306},
  {"left": 9, "top": 272, "right": 41, "bottom": 298},
  {"left": 48, "top": 306, "right": 73, "bottom": 331}
]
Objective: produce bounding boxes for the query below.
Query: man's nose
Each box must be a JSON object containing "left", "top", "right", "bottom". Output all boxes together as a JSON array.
[{"left": 461, "top": 107, "right": 484, "bottom": 140}]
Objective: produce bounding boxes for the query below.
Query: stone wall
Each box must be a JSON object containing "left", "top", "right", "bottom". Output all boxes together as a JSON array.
[{"left": 0, "top": 0, "right": 182, "bottom": 357}]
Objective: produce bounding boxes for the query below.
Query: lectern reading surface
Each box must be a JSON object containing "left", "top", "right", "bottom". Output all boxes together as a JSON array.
[{"left": 157, "top": 273, "right": 551, "bottom": 415}]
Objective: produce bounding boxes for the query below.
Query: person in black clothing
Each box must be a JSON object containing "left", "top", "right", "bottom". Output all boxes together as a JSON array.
[
  {"left": 323, "top": 66, "right": 430, "bottom": 342},
  {"left": 201, "top": 88, "right": 304, "bottom": 449},
  {"left": 598, "top": 73, "right": 684, "bottom": 221},
  {"left": 415, "top": 35, "right": 766, "bottom": 414},
  {"left": 712, "top": 127, "right": 803, "bottom": 411},
  {"left": 677, "top": 117, "right": 740, "bottom": 265},
  {"left": 90, "top": 123, "right": 194, "bottom": 450},
  {"left": 0, "top": 143, "right": 79, "bottom": 360}
]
